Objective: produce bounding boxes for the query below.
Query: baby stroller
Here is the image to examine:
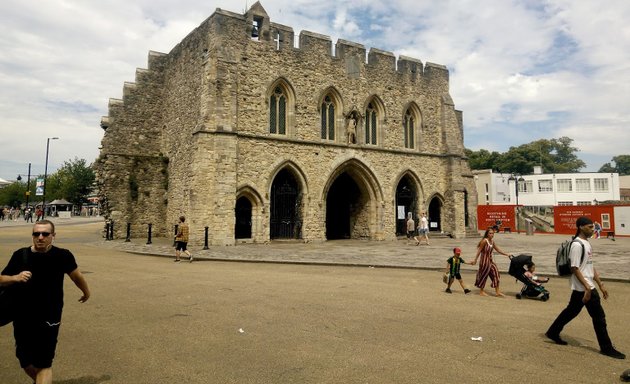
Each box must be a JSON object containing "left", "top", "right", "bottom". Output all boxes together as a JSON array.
[{"left": 508, "top": 254, "right": 550, "bottom": 301}]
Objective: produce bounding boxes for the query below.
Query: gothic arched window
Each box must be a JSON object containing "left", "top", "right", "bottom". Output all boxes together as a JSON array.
[
  {"left": 365, "top": 102, "right": 377, "bottom": 145},
  {"left": 403, "top": 109, "right": 415, "bottom": 149},
  {"left": 269, "top": 86, "right": 287, "bottom": 135},
  {"left": 321, "top": 95, "right": 335, "bottom": 140}
]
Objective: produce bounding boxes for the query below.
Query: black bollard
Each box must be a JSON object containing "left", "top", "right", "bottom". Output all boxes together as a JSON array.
[
  {"left": 125, "top": 222, "right": 131, "bottom": 242},
  {"left": 105, "top": 221, "right": 111, "bottom": 241},
  {"left": 108, "top": 220, "right": 115, "bottom": 240},
  {"left": 203, "top": 226, "right": 209, "bottom": 250},
  {"left": 173, "top": 224, "right": 178, "bottom": 246},
  {"left": 146, "top": 223, "right": 152, "bottom": 245}
]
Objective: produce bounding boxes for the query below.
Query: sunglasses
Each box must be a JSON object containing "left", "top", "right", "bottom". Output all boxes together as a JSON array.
[{"left": 32, "top": 232, "right": 52, "bottom": 237}]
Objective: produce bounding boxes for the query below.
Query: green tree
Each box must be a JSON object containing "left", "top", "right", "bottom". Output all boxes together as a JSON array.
[
  {"left": 49, "top": 158, "right": 96, "bottom": 206},
  {"left": 464, "top": 148, "right": 503, "bottom": 171},
  {"left": 467, "top": 137, "right": 586, "bottom": 174},
  {"left": 599, "top": 155, "right": 630, "bottom": 175},
  {"left": 0, "top": 181, "right": 27, "bottom": 207}
]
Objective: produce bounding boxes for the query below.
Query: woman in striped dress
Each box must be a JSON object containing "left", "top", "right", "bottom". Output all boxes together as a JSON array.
[{"left": 472, "top": 228, "right": 512, "bottom": 297}]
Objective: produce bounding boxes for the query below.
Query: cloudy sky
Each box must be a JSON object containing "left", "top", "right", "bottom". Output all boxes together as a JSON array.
[{"left": 1, "top": 0, "right": 629, "bottom": 182}]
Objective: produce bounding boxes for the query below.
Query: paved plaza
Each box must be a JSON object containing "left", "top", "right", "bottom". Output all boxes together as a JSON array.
[{"left": 1, "top": 218, "right": 629, "bottom": 383}]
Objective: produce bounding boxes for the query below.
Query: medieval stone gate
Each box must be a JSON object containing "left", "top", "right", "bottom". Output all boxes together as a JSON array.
[{"left": 96, "top": 2, "right": 477, "bottom": 245}]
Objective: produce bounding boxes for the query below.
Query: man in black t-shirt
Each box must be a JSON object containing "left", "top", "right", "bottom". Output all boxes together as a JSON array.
[{"left": 0, "top": 219, "right": 91, "bottom": 384}]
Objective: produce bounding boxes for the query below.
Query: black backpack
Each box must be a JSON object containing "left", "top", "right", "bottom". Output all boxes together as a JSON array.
[{"left": 556, "top": 238, "right": 585, "bottom": 276}]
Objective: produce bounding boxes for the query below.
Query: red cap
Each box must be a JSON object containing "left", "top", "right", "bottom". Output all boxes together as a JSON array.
[{"left": 453, "top": 247, "right": 461, "bottom": 254}]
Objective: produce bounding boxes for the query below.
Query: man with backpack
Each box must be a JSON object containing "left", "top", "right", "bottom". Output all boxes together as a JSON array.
[{"left": 545, "top": 216, "right": 625, "bottom": 359}]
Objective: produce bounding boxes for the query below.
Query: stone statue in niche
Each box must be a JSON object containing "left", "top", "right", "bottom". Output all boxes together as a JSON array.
[{"left": 346, "top": 115, "right": 357, "bottom": 144}]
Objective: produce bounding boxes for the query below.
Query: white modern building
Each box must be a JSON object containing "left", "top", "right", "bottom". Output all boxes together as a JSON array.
[{"left": 473, "top": 167, "right": 620, "bottom": 207}]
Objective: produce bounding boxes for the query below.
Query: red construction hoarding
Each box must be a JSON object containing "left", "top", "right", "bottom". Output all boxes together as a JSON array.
[
  {"left": 477, "top": 205, "right": 516, "bottom": 232},
  {"left": 553, "top": 205, "right": 616, "bottom": 235}
]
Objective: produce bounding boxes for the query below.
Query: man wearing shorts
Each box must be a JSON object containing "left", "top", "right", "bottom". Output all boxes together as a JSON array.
[
  {"left": 0, "top": 219, "right": 91, "bottom": 384},
  {"left": 174, "top": 216, "right": 193, "bottom": 262}
]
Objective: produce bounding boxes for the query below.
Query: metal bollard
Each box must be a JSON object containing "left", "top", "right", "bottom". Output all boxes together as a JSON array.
[
  {"left": 173, "top": 224, "right": 178, "bottom": 246},
  {"left": 203, "top": 226, "right": 209, "bottom": 250},
  {"left": 105, "top": 221, "right": 111, "bottom": 241},
  {"left": 109, "top": 221, "right": 115, "bottom": 240},
  {"left": 125, "top": 222, "right": 131, "bottom": 242},
  {"left": 146, "top": 223, "right": 152, "bottom": 245}
]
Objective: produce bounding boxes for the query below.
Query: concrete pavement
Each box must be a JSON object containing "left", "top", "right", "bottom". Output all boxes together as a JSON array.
[
  {"left": 1, "top": 218, "right": 629, "bottom": 384},
  {"left": 4, "top": 215, "right": 629, "bottom": 281}
]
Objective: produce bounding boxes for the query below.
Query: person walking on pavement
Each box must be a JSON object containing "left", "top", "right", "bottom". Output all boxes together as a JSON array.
[
  {"left": 0, "top": 219, "right": 91, "bottom": 384},
  {"left": 417, "top": 212, "right": 430, "bottom": 245},
  {"left": 174, "top": 216, "right": 193, "bottom": 262},
  {"left": 472, "top": 228, "right": 512, "bottom": 297},
  {"left": 545, "top": 216, "right": 625, "bottom": 359}
]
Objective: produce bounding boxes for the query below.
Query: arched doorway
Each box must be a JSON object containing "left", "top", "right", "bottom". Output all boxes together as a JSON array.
[
  {"left": 326, "top": 172, "right": 361, "bottom": 239},
  {"left": 270, "top": 169, "right": 301, "bottom": 239},
  {"left": 428, "top": 196, "right": 442, "bottom": 232},
  {"left": 395, "top": 176, "right": 419, "bottom": 236},
  {"left": 235, "top": 196, "right": 252, "bottom": 239}
]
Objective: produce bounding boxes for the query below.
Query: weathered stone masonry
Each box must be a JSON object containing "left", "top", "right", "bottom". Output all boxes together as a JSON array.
[{"left": 96, "top": 2, "right": 478, "bottom": 246}]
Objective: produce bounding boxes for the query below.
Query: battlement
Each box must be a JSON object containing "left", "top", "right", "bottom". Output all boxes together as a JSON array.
[{"left": 187, "top": 2, "right": 450, "bottom": 82}]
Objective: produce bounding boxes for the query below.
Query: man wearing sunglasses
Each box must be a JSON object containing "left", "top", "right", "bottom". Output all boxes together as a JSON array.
[{"left": 1, "top": 219, "right": 91, "bottom": 384}]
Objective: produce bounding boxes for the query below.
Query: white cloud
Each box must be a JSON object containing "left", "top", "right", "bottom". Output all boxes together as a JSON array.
[{"left": 1, "top": 0, "right": 629, "bottom": 181}]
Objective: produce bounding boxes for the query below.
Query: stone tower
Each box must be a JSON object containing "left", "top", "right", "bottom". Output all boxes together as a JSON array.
[{"left": 96, "top": 2, "right": 478, "bottom": 245}]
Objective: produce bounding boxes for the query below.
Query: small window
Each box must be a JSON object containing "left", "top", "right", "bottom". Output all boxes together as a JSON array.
[
  {"left": 594, "top": 178, "right": 608, "bottom": 192},
  {"left": 365, "top": 102, "right": 377, "bottom": 145},
  {"left": 320, "top": 95, "right": 335, "bottom": 140},
  {"left": 557, "top": 201, "right": 573, "bottom": 206},
  {"left": 538, "top": 179, "right": 553, "bottom": 192},
  {"left": 557, "top": 179, "right": 572, "bottom": 192},
  {"left": 270, "top": 87, "right": 286, "bottom": 135},
  {"left": 575, "top": 178, "right": 591, "bottom": 192},
  {"left": 518, "top": 180, "right": 533, "bottom": 193},
  {"left": 403, "top": 109, "right": 414, "bottom": 149},
  {"left": 576, "top": 201, "right": 591, "bottom": 206}
]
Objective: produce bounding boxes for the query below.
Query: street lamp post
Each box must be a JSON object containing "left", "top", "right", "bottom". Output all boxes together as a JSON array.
[
  {"left": 16, "top": 163, "right": 32, "bottom": 209},
  {"left": 42, "top": 137, "right": 59, "bottom": 218},
  {"left": 508, "top": 174, "right": 525, "bottom": 233}
]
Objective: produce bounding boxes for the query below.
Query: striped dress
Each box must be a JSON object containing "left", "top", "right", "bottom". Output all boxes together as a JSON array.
[{"left": 475, "top": 239, "right": 500, "bottom": 289}]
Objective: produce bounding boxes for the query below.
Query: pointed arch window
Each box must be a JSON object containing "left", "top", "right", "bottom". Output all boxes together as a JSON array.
[
  {"left": 270, "top": 86, "right": 286, "bottom": 134},
  {"left": 321, "top": 95, "right": 335, "bottom": 140},
  {"left": 365, "top": 102, "right": 377, "bottom": 145},
  {"left": 403, "top": 109, "right": 415, "bottom": 149}
]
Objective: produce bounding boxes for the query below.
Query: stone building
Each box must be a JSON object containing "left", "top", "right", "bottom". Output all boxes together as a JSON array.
[{"left": 96, "top": 2, "right": 478, "bottom": 246}]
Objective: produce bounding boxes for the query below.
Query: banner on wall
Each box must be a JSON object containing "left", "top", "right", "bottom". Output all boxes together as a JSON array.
[
  {"left": 554, "top": 205, "right": 616, "bottom": 235},
  {"left": 477, "top": 205, "right": 516, "bottom": 232}
]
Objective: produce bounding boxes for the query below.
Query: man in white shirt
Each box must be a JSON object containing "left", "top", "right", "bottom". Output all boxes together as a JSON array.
[{"left": 545, "top": 216, "right": 625, "bottom": 359}]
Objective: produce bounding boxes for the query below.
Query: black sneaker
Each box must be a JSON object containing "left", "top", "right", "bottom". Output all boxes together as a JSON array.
[
  {"left": 174, "top": 259, "right": 181, "bottom": 262},
  {"left": 445, "top": 288, "right": 452, "bottom": 294},
  {"left": 464, "top": 289, "right": 471, "bottom": 294},
  {"left": 545, "top": 332, "right": 568, "bottom": 345},
  {"left": 601, "top": 348, "right": 626, "bottom": 359}
]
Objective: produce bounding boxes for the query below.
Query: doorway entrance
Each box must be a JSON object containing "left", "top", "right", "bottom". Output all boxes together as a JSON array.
[
  {"left": 395, "top": 176, "right": 419, "bottom": 236},
  {"left": 326, "top": 172, "right": 361, "bottom": 239},
  {"left": 270, "top": 169, "right": 301, "bottom": 239},
  {"left": 235, "top": 196, "right": 252, "bottom": 239},
  {"left": 428, "top": 196, "right": 442, "bottom": 232}
]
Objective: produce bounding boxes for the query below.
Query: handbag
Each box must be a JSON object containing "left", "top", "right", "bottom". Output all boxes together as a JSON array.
[{"left": 442, "top": 272, "right": 451, "bottom": 284}]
